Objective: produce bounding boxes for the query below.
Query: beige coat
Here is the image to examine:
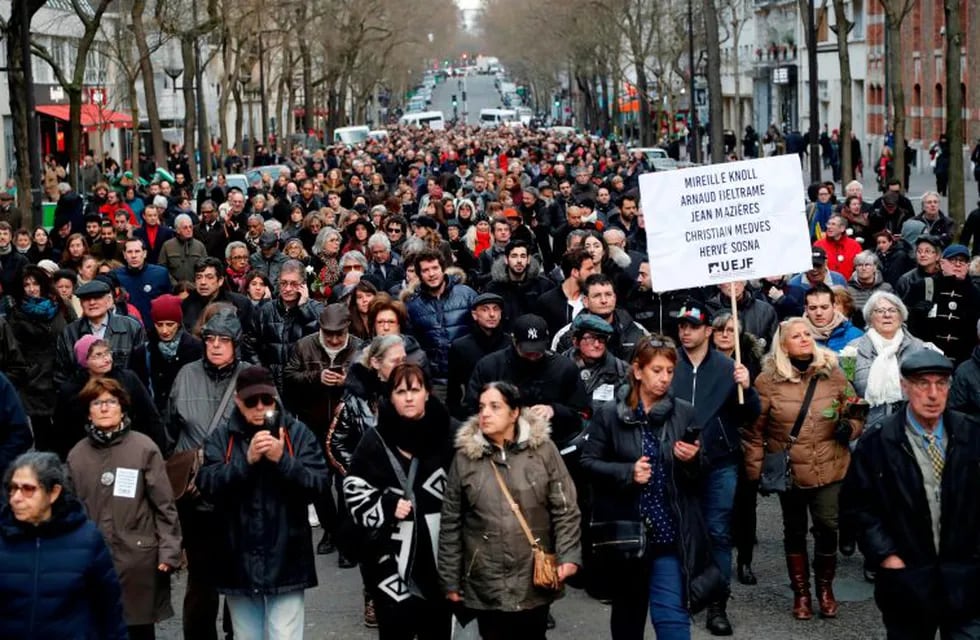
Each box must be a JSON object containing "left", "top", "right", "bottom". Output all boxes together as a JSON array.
[
  {"left": 745, "top": 350, "right": 863, "bottom": 488},
  {"left": 67, "top": 428, "right": 182, "bottom": 625}
]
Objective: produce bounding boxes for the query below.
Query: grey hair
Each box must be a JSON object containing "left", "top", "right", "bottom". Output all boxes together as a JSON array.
[
  {"left": 370, "top": 205, "right": 388, "bottom": 217},
  {"left": 57, "top": 182, "right": 72, "bottom": 194},
  {"left": 340, "top": 250, "right": 368, "bottom": 269},
  {"left": 367, "top": 232, "right": 391, "bottom": 251},
  {"left": 567, "top": 229, "right": 589, "bottom": 248},
  {"left": 844, "top": 180, "right": 862, "bottom": 193},
  {"left": 252, "top": 194, "right": 267, "bottom": 207},
  {"left": 603, "top": 228, "right": 626, "bottom": 245},
  {"left": 853, "top": 250, "right": 880, "bottom": 268},
  {"left": 921, "top": 191, "right": 940, "bottom": 202},
  {"left": 312, "top": 227, "right": 342, "bottom": 255},
  {"left": 279, "top": 259, "right": 306, "bottom": 279},
  {"left": 3, "top": 451, "right": 71, "bottom": 494},
  {"left": 360, "top": 334, "right": 405, "bottom": 368},
  {"left": 174, "top": 213, "right": 193, "bottom": 228},
  {"left": 862, "top": 291, "right": 909, "bottom": 326},
  {"left": 247, "top": 213, "right": 265, "bottom": 226},
  {"left": 264, "top": 219, "right": 282, "bottom": 235},
  {"left": 224, "top": 240, "right": 248, "bottom": 260}
]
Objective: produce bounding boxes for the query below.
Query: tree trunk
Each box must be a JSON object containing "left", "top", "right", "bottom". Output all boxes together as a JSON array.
[
  {"left": 703, "top": 0, "right": 724, "bottom": 163},
  {"left": 300, "top": 42, "right": 313, "bottom": 132},
  {"left": 944, "top": 0, "right": 963, "bottom": 225},
  {"left": 195, "top": 42, "right": 211, "bottom": 179},
  {"left": 129, "top": 75, "right": 141, "bottom": 182},
  {"left": 833, "top": 0, "right": 853, "bottom": 184},
  {"left": 731, "top": 17, "right": 743, "bottom": 156},
  {"left": 131, "top": 0, "right": 167, "bottom": 168},
  {"left": 181, "top": 38, "right": 198, "bottom": 182},
  {"left": 884, "top": 9, "right": 906, "bottom": 189},
  {"left": 233, "top": 85, "right": 244, "bottom": 151},
  {"left": 635, "top": 62, "right": 652, "bottom": 146},
  {"left": 9, "top": 0, "right": 48, "bottom": 216}
]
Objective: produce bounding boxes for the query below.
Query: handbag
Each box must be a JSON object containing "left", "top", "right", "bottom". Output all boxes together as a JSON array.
[
  {"left": 165, "top": 374, "right": 238, "bottom": 499},
  {"left": 590, "top": 520, "right": 647, "bottom": 560},
  {"left": 759, "top": 377, "right": 818, "bottom": 494},
  {"left": 490, "top": 461, "right": 561, "bottom": 592}
]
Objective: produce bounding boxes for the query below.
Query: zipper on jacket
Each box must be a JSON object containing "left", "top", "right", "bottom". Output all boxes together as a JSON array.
[
  {"left": 465, "top": 546, "right": 483, "bottom": 578},
  {"left": 556, "top": 481, "right": 568, "bottom": 514},
  {"left": 30, "top": 537, "right": 40, "bottom": 634},
  {"left": 690, "top": 366, "right": 698, "bottom": 406}
]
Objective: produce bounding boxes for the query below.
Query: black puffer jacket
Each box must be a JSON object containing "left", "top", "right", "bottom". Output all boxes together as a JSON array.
[
  {"left": 843, "top": 409, "right": 980, "bottom": 618},
  {"left": 484, "top": 256, "right": 556, "bottom": 330},
  {"left": 6, "top": 304, "right": 66, "bottom": 417},
  {"left": 580, "top": 394, "right": 725, "bottom": 613},
  {"left": 949, "top": 346, "right": 980, "bottom": 414},
  {"left": 250, "top": 298, "right": 324, "bottom": 391},
  {"left": 465, "top": 345, "right": 587, "bottom": 446},
  {"left": 326, "top": 362, "right": 387, "bottom": 475},
  {"left": 197, "top": 403, "right": 328, "bottom": 596}
]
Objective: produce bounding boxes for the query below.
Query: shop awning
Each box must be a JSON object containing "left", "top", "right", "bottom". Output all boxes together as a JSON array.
[{"left": 35, "top": 104, "right": 133, "bottom": 132}]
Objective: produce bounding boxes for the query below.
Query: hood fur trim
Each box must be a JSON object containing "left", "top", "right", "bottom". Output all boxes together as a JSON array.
[
  {"left": 454, "top": 409, "right": 552, "bottom": 460},
  {"left": 490, "top": 254, "right": 543, "bottom": 283}
]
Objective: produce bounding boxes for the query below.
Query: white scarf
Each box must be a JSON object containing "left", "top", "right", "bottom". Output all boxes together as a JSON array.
[{"left": 864, "top": 328, "right": 905, "bottom": 405}]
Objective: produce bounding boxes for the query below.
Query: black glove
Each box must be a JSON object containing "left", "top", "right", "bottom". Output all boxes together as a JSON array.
[{"left": 834, "top": 421, "right": 853, "bottom": 446}]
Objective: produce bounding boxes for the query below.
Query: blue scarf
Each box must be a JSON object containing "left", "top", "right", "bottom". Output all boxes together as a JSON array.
[{"left": 21, "top": 296, "right": 58, "bottom": 320}]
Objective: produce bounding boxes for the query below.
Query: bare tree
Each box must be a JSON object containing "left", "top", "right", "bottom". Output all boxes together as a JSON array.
[
  {"left": 878, "top": 0, "right": 916, "bottom": 188},
  {"left": 718, "top": 0, "right": 751, "bottom": 152},
  {"left": 832, "top": 0, "right": 854, "bottom": 183},
  {"left": 1, "top": 0, "right": 46, "bottom": 214},
  {"left": 29, "top": 0, "right": 113, "bottom": 188},
  {"left": 943, "top": 0, "right": 963, "bottom": 225},
  {"left": 703, "top": 0, "right": 724, "bottom": 162}
]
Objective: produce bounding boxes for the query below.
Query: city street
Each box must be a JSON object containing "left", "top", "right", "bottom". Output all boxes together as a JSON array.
[{"left": 159, "top": 494, "right": 886, "bottom": 639}]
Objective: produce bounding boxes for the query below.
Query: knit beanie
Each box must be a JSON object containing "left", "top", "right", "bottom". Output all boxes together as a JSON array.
[
  {"left": 74, "top": 334, "right": 99, "bottom": 368},
  {"left": 150, "top": 294, "right": 183, "bottom": 325}
]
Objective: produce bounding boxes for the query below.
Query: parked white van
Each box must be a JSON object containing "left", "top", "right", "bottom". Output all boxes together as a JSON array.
[
  {"left": 479, "top": 108, "right": 516, "bottom": 128},
  {"left": 399, "top": 110, "right": 446, "bottom": 129},
  {"left": 333, "top": 125, "right": 370, "bottom": 146}
]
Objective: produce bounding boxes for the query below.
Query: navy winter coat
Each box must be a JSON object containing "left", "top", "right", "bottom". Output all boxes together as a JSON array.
[
  {"left": 405, "top": 275, "right": 476, "bottom": 381},
  {"left": 0, "top": 495, "right": 127, "bottom": 640},
  {"left": 113, "top": 264, "right": 172, "bottom": 326}
]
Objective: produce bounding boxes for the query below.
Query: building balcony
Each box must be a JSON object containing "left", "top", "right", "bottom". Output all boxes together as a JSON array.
[{"left": 753, "top": 45, "right": 799, "bottom": 65}]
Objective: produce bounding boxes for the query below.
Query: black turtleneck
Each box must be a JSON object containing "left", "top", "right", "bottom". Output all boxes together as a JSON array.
[{"left": 790, "top": 355, "right": 813, "bottom": 372}]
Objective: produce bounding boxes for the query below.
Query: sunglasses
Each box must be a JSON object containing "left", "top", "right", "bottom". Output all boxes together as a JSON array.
[
  {"left": 243, "top": 394, "right": 276, "bottom": 409},
  {"left": 8, "top": 482, "right": 39, "bottom": 498}
]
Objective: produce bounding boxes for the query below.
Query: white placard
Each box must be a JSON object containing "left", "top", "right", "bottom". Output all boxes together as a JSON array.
[
  {"left": 640, "top": 155, "right": 812, "bottom": 292},
  {"left": 113, "top": 467, "right": 139, "bottom": 499}
]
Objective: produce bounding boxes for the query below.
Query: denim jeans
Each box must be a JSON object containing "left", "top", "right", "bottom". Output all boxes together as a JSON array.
[
  {"left": 701, "top": 462, "right": 737, "bottom": 587},
  {"left": 648, "top": 552, "right": 691, "bottom": 640},
  {"left": 225, "top": 591, "right": 304, "bottom": 640}
]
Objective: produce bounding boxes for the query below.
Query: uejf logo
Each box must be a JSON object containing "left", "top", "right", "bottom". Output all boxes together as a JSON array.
[{"left": 707, "top": 257, "right": 755, "bottom": 275}]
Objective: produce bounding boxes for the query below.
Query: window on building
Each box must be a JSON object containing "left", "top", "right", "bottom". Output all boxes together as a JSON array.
[
  {"left": 934, "top": 83, "right": 943, "bottom": 108},
  {"left": 32, "top": 37, "right": 53, "bottom": 84},
  {"left": 913, "top": 84, "right": 922, "bottom": 139},
  {"left": 850, "top": 0, "right": 865, "bottom": 40},
  {"left": 817, "top": 7, "right": 830, "bottom": 42}
]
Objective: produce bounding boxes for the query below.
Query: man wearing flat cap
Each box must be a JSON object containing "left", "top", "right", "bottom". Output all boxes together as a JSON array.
[
  {"left": 446, "top": 292, "right": 509, "bottom": 419},
  {"left": 844, "top": 349, "right": 980, "bottom": 639}
]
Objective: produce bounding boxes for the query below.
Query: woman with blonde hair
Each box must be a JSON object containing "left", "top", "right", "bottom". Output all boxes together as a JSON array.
[{"left": 744, "top": 318, "right": 864, "bottom": 621}]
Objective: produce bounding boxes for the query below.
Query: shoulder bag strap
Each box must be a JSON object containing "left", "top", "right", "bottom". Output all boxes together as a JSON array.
[
  {"left": 788, "top": 377, "right": 820, "bottom": 443},
  {"left": 207, "top": 372, "right": 240, "bottom": 437},
  {"left": 490, "top": 460, "right": 538, "bottom": 550},
  {"left": 375, "top": 430, "right": 418, "bottom": 504}
]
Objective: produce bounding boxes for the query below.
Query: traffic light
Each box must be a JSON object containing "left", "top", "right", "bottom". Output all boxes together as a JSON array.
[
  {"left": 554, "top": 97, "right": 560, "bottom": 108},
  {"left": 452, "top": 94, "right": 458, "bottom": 107},
  {"left": 461, "top": 91, "right": 467, "bottom": 102}
]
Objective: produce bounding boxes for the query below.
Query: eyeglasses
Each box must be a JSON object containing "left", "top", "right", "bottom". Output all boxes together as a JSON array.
[
  {"left": 872, "top": 307, "right": 900, "bottom": 316},
  {"left": 907, "top": 378, "right": 951, "bottom": 391},
  {"left": 7, "top": 482, "right": 39, "bottom": 498},
  {"left": 278, "top": 280, "right": 303, "bottom": 289},
  {"left": 342, "top": 265, "right": 364, "bottom": 272},
  {"left": 243, "top": 394, "right": 276, "bottom": 408},
  {"left": 204, "top": 335, "right": 233, "bottom": 345},
  {"left": 229, "top": 254, "right": 249, "bottom": 261},
  {"left": 386, "top": 227, "right": 403, "bottom": 234},
  {"left": 89, "top": 398, "right": 120, "bottom": 409},
  {"left": 200, "top": 209, "right": 215, "bottom": 214},
  {"left": 578, "top": 334, "right": 608, "bottom": 344}
]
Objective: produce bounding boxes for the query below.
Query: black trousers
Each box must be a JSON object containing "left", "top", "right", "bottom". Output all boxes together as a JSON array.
[
  {"left": 476, "top": 606, "right": 549, "bottom": 640},
  {"left": 882, "top": 608, "right": 980, "bottom": 640},
  {"left": 375, "top": 596, "right": 453, "bottom": 640},
  {"left": 179, "top": 504, "right": 233, "bottom": 639},
  {"left": 127, "top": 624, "right": 155, "bottom": 640},
  {"left": 778, "top": 482, "right": 840, "bottom": 555},
  {"left": 732, "top": 471, "right": 758, "bottom": 564}
]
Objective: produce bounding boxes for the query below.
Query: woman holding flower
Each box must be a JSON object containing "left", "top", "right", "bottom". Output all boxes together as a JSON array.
[{"left": 744, "top": 318, "right": 864, "bottom": 621}]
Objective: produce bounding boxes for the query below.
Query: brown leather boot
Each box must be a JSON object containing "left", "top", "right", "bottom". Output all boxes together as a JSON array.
[
  {"left": 813, "top": 553, "right": 839, "bottom": 618},
  {"left": 786, "top": 553, "right": 813, "bottom": 620}
]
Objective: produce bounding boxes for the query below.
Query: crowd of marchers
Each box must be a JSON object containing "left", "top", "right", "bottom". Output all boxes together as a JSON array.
[{"left": 0, "top": 123, "right": 979, "bottom": 640}]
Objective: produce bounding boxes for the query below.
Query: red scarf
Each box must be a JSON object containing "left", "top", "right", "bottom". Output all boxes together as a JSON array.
[{"left": 474, "top": 231, "right": 492, "bottom": 257}]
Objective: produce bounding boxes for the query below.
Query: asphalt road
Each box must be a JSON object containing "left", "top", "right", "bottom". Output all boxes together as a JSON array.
[
  {"left": 158, "top": 493, "right": 887, "bottom": 639},
  {"left": 428, "top": 73, "right": 507, "bottom": 127}
]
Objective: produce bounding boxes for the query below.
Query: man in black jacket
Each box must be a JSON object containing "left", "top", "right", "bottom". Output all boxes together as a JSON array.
[
  {"left": 844, "top": 350, "right": 980, "bottom": 639},
  {"left": 464, "top": 314, "right": 587, "bottom": 448},
  {"left": 447, "top": 293, "right": 508, "bottom": 419},
  {"left": 484, "top": 240, "right": 555, "bottom": 330}
]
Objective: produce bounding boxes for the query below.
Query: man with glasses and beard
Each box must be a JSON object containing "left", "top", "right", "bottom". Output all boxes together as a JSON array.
[{"left": 198, "top": 365, "right": 327, "bottom": 640}]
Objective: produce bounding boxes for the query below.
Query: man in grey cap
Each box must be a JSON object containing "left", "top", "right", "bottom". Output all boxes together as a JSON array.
[
  {"left": 845, "top": 348, "right": 980, "bottom": 639},
  {"left": 54, "top": 279, "right": 146, "bottom": 386},
  {"left": 249, "top": 231, "right": 288, "bottom": 288}
]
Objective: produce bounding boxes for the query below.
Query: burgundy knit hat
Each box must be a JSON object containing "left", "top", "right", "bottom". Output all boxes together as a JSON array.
[{"left": 150, "top": 294, "right": 183, "bottom": 325}]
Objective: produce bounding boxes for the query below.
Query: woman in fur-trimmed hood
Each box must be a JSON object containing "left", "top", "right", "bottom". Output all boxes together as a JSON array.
[{"left": 438, "top": 381, "right": 581, "bottom": 636}]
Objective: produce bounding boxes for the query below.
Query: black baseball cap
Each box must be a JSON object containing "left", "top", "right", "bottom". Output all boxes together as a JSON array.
[{"left": 513, "top": 314, "right": 550, "bottom": 354}]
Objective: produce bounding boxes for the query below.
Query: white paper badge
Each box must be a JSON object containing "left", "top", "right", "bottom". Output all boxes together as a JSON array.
[
  {"left": 113, "top": 467, "right": 139, "bottom": 499},
  {"left": 592, "top": 384, "right": 615, "bottom": 403}
]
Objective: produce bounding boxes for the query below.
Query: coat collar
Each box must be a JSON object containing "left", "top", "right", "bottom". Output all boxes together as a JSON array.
[{"left": 455, "top": 409, "right": 551, "bottom": 460}]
